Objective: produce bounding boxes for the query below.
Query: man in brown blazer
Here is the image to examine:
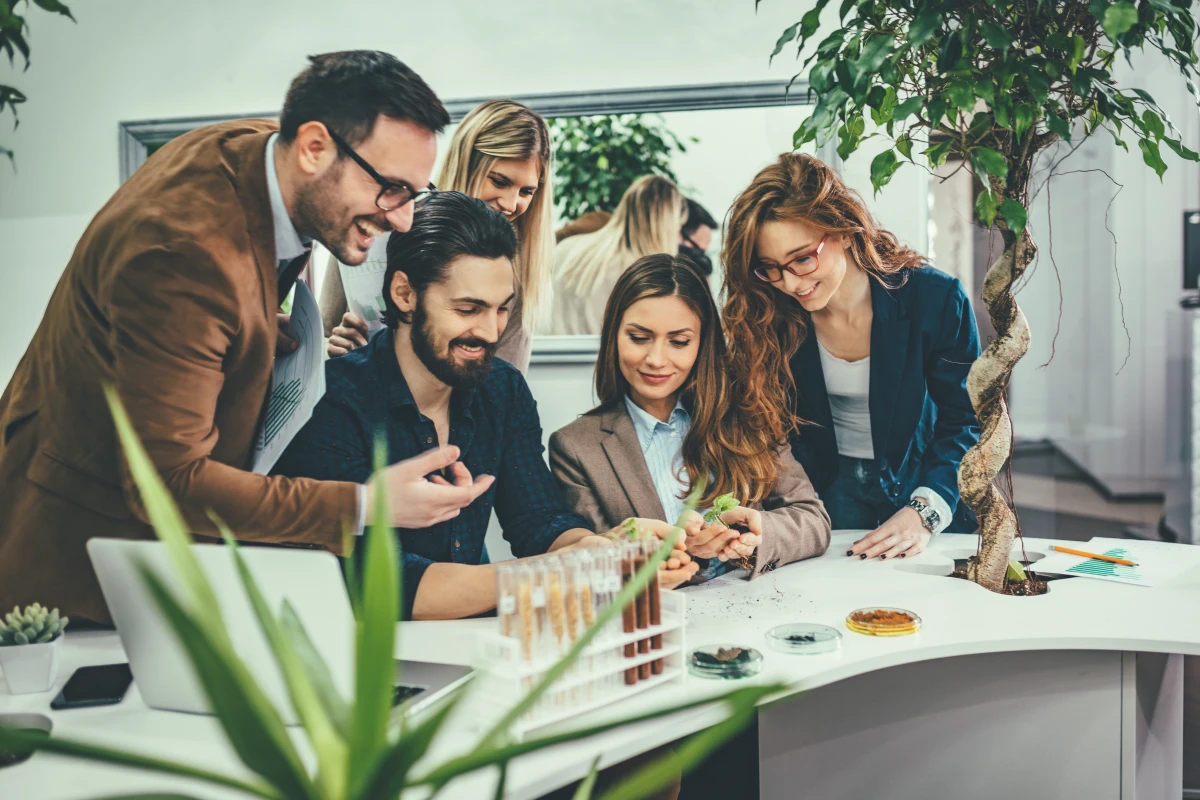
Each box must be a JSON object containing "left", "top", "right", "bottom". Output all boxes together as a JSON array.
[
  {"left": 0, "top": 51, "right": 494, "bottom": 624},
  {"left": 550, "top": 403, "right": 831, "bottom": 580}
]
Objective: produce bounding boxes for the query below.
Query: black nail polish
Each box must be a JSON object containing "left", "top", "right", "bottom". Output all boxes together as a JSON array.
[
  {"left": 899, "top": 553, "right": 907, "bottom": 559},
  {"left": 859, "top": 553, "right": 867, "bottom": 560},
  {"left": 846, "top": 550, "right": 854, "bottom": 556},
  {"left": 880, "top": 554, "right": 887, "bottom": 560}
]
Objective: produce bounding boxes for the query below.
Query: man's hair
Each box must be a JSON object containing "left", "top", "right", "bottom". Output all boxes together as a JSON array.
[
  {"left": 279, "top": 51, "right": 449, "bottom": 147},
  {"left": 682, "top": 198, "right": 719, "bottom": 236},
  {"left": 383, "top": 192, "right": 519, "bottom": 328}
]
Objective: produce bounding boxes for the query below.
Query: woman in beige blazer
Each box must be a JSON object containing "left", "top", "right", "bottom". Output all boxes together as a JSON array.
[{"left": 550, "top": 254, "right": 831, "bottom": 581}]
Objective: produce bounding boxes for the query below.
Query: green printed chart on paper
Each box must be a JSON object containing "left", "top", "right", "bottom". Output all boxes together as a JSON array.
[
  {"left": 1065, "top": 549, "right": 1140, "bottom": 581},
  {"left": 261, "top": 378, "right": 302, "bottom": 448},
  {"left": 358, "top": 295, "right": 386, "bottom": 327}
]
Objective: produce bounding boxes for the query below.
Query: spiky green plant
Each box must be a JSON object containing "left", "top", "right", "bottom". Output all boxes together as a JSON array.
[
  {"left": 0, "top": 603, "right": 68, "bottom": 646},
  {"left": 0, "top": 385, "right": 783, "bottom": 799}
]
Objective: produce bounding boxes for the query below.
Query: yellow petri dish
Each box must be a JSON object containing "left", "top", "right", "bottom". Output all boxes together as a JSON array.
[{"left": 845, "top": 607, "right": 921, "bottom": 636}]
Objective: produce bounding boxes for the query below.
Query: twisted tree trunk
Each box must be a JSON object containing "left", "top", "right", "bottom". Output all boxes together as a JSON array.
[{"left": 960, "top": 229, "right": 1036, "bottom": 591}]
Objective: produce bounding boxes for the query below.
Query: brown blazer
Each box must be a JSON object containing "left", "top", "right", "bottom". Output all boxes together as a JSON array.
[
  {"left": 549, "top": 403, "right": 831, "bottom": 577},
  {"left": 0, "top": 120, "right": 357, "bottom": 624}
]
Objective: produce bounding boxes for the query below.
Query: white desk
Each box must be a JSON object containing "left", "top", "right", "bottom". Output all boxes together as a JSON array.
[{"left": 1, "top": 532, "right": 1197, "bottom": 799}]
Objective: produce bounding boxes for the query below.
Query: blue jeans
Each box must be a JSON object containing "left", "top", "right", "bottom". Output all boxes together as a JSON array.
[{"left": 822, "top": 456, "right": 901, "bottom": 530}]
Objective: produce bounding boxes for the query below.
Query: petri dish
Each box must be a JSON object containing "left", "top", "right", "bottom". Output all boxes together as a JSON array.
[
  {"left": 845, "top": 607, "right": 921, "bottom": 637},
  {"left": 766, "top": 623, "right": 842, "bottom": 654},
  {"left": 687, "top": 645, "right": 763, "bottom": 679}
]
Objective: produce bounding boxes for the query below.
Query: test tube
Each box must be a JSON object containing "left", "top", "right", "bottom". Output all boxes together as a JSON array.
[{"left": 643, "top": 536, "right": 664, "bottom": 675}]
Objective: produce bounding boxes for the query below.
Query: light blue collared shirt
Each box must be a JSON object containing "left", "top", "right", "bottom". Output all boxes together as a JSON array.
[{"left": 264, "top": 133, "right": 311, "bottom": 270}]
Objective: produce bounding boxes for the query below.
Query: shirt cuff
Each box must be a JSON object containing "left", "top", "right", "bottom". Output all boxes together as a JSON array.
[
  {"left": 911, "top": 487, "right": 952, "bottom": 535},
  {"left": 354, "top": 484, "right": 368, "bottom": 536}
]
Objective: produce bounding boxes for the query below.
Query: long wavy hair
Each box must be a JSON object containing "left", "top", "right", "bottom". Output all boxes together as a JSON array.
[
  {"left": 595, "top": 254, "right": 782, "bottom": 506},
  {"left": 721, "top": 152, "right": 926, "bottom": 443},
  {"left": 554, "top": 175, "right": 686, "bottom": 298},
  {"left": 437, "top": 100, "right": 553, "bottom": 331}
]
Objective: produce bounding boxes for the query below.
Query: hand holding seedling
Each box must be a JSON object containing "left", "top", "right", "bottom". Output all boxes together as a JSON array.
[
  {"left": 606, "top": 517, "right": 699, "bottom": 588},
  {"left": 712, "top": 506, "right": 763, "bottom": 563}
]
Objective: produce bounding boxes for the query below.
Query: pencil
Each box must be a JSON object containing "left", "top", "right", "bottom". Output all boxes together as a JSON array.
[{"left": 1050, "top": 544, "right": 1138, "bottom": 567}]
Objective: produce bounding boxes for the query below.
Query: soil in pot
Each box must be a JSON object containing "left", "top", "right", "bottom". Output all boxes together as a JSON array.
[{"left": 949, "top": 557, "right": 1071, "bottom": 596}]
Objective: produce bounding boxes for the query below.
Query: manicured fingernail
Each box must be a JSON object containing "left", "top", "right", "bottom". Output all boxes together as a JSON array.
[
  {"left": 846, "top": 550, "right": 854, "bottom": 556},
  {"left": 879, "top": 554, "right": 887, "bottom": 560},
  {"left": 899, "top": 553, "right": 907, "bottom": 559},
  {"left": 859, "top": 553, "right": 867, "bottom": 560}
]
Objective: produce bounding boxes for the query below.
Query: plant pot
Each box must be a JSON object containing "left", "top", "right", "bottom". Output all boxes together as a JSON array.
[
  {"left": 0, "top": 638, "right": 61, "bottom": 695},
  {"left": 0, "top": 713, "right": 52, "bottom": 768}
]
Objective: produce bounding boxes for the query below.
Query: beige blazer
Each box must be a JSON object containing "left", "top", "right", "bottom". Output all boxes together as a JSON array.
[{"left": 549, "top": 403, "right": 831, "bottom": 577}]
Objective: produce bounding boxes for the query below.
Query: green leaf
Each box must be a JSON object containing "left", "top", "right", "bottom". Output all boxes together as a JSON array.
[
  {"left": 938, "top": 29, "right": 963, "bottom": 71},
  {"left": 925, "top": 138, "right": 954, "bottom": 168},
  {"left": 0, "top": 728, "right": 276, "bottom": 799},
  {"left": 139, "top": 569, "right": 315, "bottom": 799},
  {"left": 993, "top": 98, "right": 1011, "bottom": 128},
  {"left": 869, "top": 149, "right": 901, "bottom": 194},
  {"left": 1045, "top": 113, "right": 1072, "bottom": 141},
  {"left": 973, "top": 147, "right": 1009, "bottom": 179},
  {"left": 1014, "top": 104, "right": 1035, "bottom": 140},
  {"left": 975, "top": 190, "right": 998, "bottom": 227},
  {"left": 1026, "top": 70, "right": 1050, "bottom": 104},
  {"left": 799, "top": 6, "right": 823, "bottom": 40},
  {"left": 769, "top": 22, "right": 801, "bottom": 63},
  {"left": 31, "top": 0, "right": 75, "bottom": 21},
  {"left": 1142, "top": 108, "right": 1166, "bottom": 140},
  {"left": 1006, "top": 559, "right": 1028, "bottom": 582},
  {"left": 1069, "top": 34, "right": 1087, "bottom": 72},
  {"left": 1103, "top": 2, "right": 1139, "bottom": 39},
  {"left": 895, "top": 132, "right": 914, "bottom": 161},
  {"left": 278, "top": 603, "right": 351, "bottom": 734},
  {"left": 1164, "top": 136, "right": 1200, "bottom": 162},
  {"left": 947, "top": 81, "right": 975, "bottom": 111},
  {"left": 999, "top": 198, "right": 1028, "bottom": 237},
  {"left": 980, "top": 21, "right": 1012, "bottom": 52},
  {"left": 219, "top": 523, "right": 347, "bottom": 796},
  {"left": 908, "top": 9, "right": 941, "bottom": 46},
  {"left": 347, "top": 432, "right": 401, "bottom": 797},
  {"left": 892, "top": 96, "right": 923, "bottom": 121},
  {"left": 852, "top": 33, "right": 894, "bottom": 86},
  {"left": 357, "top": 687, "right": 467, "bottom": 798},
  {"left": 1140, "top": 137, "right": 1168, "bottom": 179},
  {"left": 974, "top": 80, "right": 995, "bottom": 106},
  {"left": 838, "top": 0, "right": 858, "bottom": 21},
  {"left": 573, "top": 757, "right": 601, "bottom": 800}
]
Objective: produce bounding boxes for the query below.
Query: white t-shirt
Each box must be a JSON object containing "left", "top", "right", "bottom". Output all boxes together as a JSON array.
[{"left": 817, "top": 339, "right": 874, "bottom": 460}]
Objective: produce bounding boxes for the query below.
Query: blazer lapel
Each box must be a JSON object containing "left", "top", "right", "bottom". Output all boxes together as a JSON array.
[
  {"left": 869, "top": 279, "right": 911, "bottom": 458},
  {"left": 599, "top": 405, "right": 667, "bottom": 520},
  {"left": 231, "top": 125, "right": 284, "bottom": 325}
]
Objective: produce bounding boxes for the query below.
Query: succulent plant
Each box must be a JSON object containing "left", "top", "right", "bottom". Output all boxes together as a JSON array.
[{"left": 0, "top": 603, "right": 69, "bottom": 646}]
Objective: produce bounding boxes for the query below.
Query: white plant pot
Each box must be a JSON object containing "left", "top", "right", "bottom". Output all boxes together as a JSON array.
[{"left": 0, "top": 638, "right": 61, "bottom": 695}]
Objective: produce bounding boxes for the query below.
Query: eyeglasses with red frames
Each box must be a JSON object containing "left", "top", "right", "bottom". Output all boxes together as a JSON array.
[{"left": 753, "top": 234, "right": 827, "bottom": 283}]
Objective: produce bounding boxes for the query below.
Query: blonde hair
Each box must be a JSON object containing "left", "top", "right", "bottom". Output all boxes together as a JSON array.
[
  {"left": 437, "top": 100, "right": 553, "bottom": 331},
  {"left": 555, "top": 175, "right": 686, "bottom": 297}
]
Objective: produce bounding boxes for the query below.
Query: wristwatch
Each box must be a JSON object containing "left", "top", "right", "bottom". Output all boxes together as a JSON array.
[{"left": 907, "top": 498, "right": 941, "bottom": 533}]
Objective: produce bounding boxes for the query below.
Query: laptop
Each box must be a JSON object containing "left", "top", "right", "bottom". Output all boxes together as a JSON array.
[{"left": 87, "top": 539, "right": 472, "bottom": 725}]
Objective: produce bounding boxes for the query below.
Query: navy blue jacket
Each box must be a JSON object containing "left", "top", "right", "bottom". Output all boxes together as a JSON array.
[{"left": 788, "top": 266, "right": 981, "bottom": 531}]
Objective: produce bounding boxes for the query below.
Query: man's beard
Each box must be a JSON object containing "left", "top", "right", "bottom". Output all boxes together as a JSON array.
[
  {"left": 292, "top": 161, "right": 387, "bottom": 266},
  {"left": 410, "top": 301, "right": 497, "bottom": 389}
]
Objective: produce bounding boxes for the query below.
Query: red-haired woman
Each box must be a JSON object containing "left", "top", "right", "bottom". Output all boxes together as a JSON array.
[{"left": 722, "top": 153, "right": 981, "bottom": 560}]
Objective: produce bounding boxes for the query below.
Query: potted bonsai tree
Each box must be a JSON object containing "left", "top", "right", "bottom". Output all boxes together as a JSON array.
[
  {"left": 766, "top": 0, "right": 1200, "bottom": 592},
  {"left": 0, "top": 603, "right": 69, "bottom": 694}
]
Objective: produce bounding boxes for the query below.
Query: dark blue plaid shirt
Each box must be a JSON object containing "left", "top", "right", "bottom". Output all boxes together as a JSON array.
[{"left": 273, "top": 327, "right": 591, "bottom": 619}]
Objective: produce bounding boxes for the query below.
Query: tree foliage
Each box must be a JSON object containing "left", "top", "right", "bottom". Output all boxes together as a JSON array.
[
  {"left": 1, "top": 0, "right": 75, "bottom": 165},
  {"left": 766, "top": 0, "right": 1200, "bottom": 235},
  {"left": 551, "top": 113, "right": 695, "bottom": 222}
]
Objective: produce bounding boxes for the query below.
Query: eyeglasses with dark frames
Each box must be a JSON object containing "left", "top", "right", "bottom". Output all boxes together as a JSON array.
[
  {"left": 324, "top": 127, "right": 436, "bottom": 212},
  {"left": 753, "top": 234, "right": 828, "bottom": 283}
]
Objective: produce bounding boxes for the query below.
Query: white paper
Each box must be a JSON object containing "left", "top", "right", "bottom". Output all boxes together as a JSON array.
[
  {"left": 338, "top": 235, "right": 389, "bottom": 333},
  {"left": 1033, "top": 537, "right": 1200, "bottom": 587},
  {"left": 253, "top": 281, "right": 326, "bottom": 475}
]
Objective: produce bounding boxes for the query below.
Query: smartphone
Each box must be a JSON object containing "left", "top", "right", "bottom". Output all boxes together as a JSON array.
[{"left": 49, "top": 663, "right": 133, "bottom": 710}]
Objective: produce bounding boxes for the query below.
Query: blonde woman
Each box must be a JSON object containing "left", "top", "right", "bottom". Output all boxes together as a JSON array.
[
  {"left": 546, "top": 175, "right": 686, "bottom": 335},
  {"left": 321, "top": 99, "right": 553, "bottom": 372}
]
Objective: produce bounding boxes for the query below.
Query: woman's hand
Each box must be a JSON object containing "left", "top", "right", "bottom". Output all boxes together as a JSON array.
[
  {"left": 682, "top": 510, "right": 740, "bottom": 559},
  {"left": 327, "top": 311, "right": 369, "bottom": 356},
  {"left": 602, "top": 518, "right": 699, "bottom": 588},
  {"left": 714, "top": 507, "right": 764, "bottom": 563},
  {"left": 847, "top": 504, "right": 931, "bottom": 560}
]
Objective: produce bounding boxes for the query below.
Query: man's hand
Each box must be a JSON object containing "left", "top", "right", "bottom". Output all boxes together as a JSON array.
[
  {"left": 276, "top": 313, "right": 299, "bottom": 355},
  {"left": 328, "top": 311, "right": 369, "bottom": 357},
  {"left": 847, "top": 504, "right": 931, "bottom": 560},
  {"left": 363, "top": 446, "right": 495, "bottom": 528}
]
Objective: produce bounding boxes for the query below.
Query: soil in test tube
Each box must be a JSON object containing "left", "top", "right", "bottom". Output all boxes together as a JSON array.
[
  {"left": 621, "top": 551, "right": 638, "bottom": 685},
  {"left": 633, "top": 548, "right": 651, "bottom": 679},
  {"left": 646, "top": 546, "right": 663, "bottom": 675}
]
